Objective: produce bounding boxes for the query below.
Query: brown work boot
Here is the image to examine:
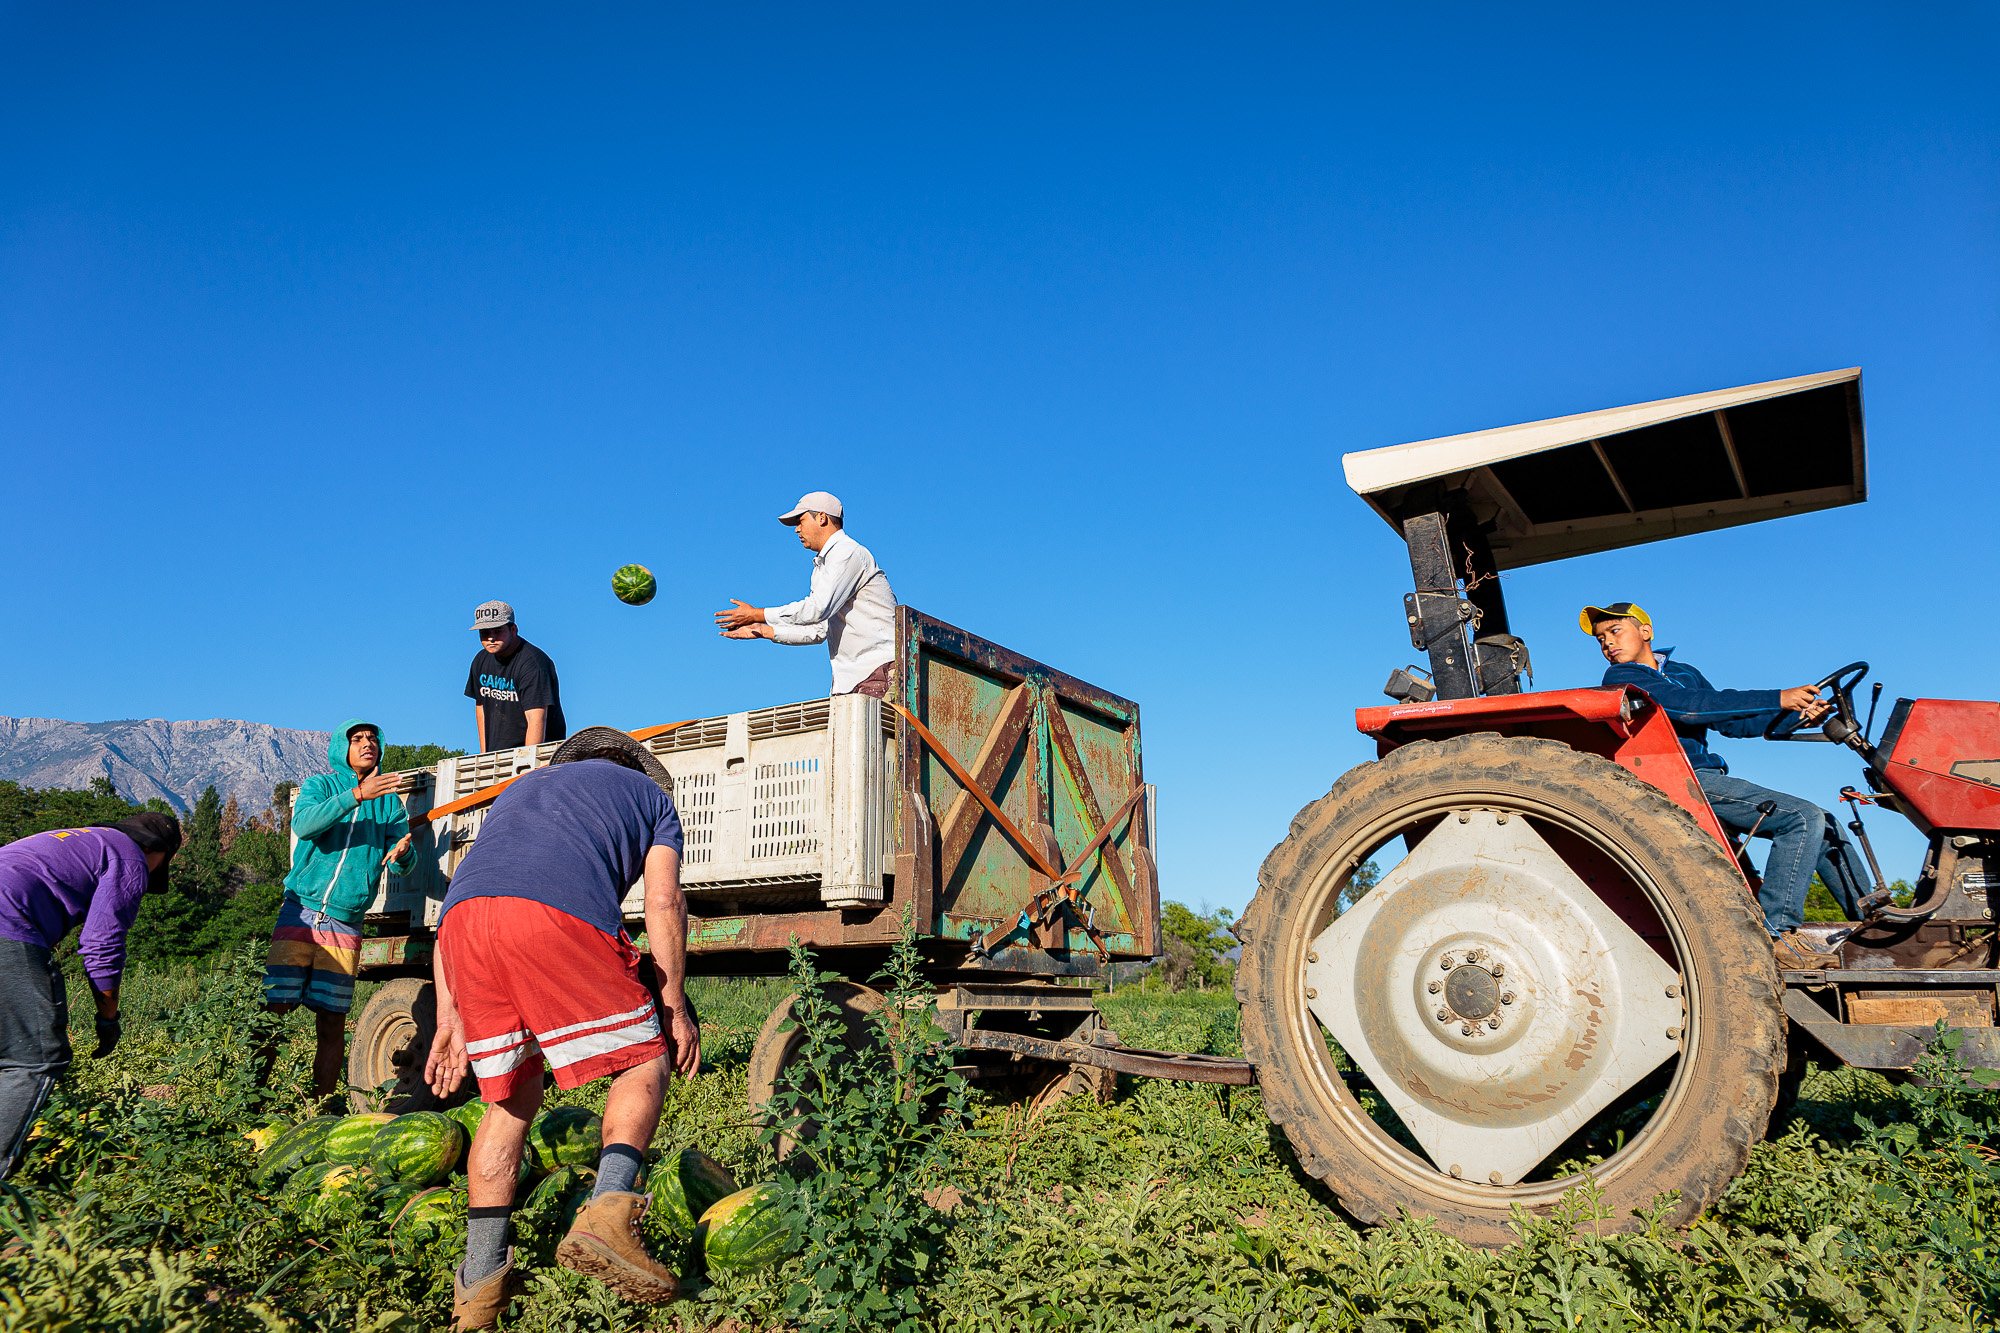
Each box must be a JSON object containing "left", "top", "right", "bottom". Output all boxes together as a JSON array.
[
  {"left": 452, "top": 1250, "right": 521, "bottom": 1331},
  {"left": 555, "top": 1191, "right": 679, "bottom": 1303},
  {"left": 1773, "top": 930, "right": 1841, "bottom": 970}
]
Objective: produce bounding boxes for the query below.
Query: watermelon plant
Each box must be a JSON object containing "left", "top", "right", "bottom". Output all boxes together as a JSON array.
[{"left": 761, "top": 913, "right": 973, "bottom": 1332}]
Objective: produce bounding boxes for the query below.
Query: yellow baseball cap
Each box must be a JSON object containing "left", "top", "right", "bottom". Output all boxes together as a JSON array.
[{"left": 1579, "top": 601, "right": 1652, "bottom": 634}]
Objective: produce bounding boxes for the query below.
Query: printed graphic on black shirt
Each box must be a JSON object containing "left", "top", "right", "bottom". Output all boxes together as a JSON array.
[{"left": 464, "top": 639, "right": 567, "bottom": 751}]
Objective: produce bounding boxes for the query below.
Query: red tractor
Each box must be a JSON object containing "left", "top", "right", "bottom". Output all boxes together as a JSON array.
[{"left": 1234, "top": 367, "right": 1999, "bottom": 1246}]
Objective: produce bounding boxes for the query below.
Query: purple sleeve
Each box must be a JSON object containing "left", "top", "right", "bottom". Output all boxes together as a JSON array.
[{"left": 77, "top": 854, "right": 150, "bottom": 990}]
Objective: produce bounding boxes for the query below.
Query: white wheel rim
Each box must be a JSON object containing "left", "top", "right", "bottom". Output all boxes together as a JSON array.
[{"left": 1305, "top": 808, "right": 1687, "bottom": 1188}]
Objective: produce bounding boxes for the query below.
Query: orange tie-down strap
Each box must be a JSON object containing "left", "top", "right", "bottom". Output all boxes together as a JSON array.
[
  {"left": 407, "top": 720, "right": 694, "bottom": 827},
  {"left": 889, "top": 700, "right": 1145, "bottom": 958}
]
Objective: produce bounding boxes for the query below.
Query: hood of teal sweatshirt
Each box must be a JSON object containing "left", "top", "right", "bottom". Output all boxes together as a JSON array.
[{"left": 329, "top": 717, "right": 382, "bottom": 782}]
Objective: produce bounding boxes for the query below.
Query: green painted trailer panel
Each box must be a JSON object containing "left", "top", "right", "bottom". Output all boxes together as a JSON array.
[{"left": 896, "top": 608, "right": 1157, "bottom": 965}]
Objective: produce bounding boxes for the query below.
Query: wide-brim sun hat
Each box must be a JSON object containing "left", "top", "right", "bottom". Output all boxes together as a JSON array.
[{"left": 548, "top": 726, "right": 676, "bottom": 798}]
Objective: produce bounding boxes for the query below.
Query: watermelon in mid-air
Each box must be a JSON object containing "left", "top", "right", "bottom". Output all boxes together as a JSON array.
[
  {"left": 527, "top": 1106, "right": 601, "bottom": 1172},
  {"left": 323, "top": 1113, "right": 396, "bottom": 1165},
  {"left": 699, "top": 1181, "right": 799, "bottom": 1272},
  {"left": 371, "top": 1112, "right": 466, "bottom": 1188},
  {"left": 612, "top": 564, "right": 657, "bottom": 606}
]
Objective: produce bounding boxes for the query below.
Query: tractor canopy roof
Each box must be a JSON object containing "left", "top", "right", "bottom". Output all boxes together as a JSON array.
[{"left": 1343, "top": 367, "right": 1866, "bottom": 569}]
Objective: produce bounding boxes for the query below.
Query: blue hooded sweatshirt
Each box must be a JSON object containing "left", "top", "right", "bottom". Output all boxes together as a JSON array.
[
  {"left": 1601, "top": 650, "right": 1787, "bottom": 774},
  {"left": 284, "top": 718, "right": 414, "bottom": 924}
]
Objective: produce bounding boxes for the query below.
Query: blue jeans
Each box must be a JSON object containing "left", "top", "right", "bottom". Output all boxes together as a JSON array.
[{"left": 1696, "top": 769, "right": 1871, "bottom": 934}]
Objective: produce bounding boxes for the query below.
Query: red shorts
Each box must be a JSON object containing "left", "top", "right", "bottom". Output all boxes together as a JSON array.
[{"left": 437, "top": 897, "right": 668, "bottom": 1102}]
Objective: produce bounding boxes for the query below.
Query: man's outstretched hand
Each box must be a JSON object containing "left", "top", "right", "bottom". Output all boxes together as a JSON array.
[
  {"left": 714, "top": 599, "right": 765, "bottom": 632},
  {"left": 356, "top": 771, "right": 400, "bottom": 802}
]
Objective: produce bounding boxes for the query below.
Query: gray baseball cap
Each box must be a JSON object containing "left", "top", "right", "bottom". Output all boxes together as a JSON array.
[
  {"left": 779, "top": 491, "right": 843, "bottom": 525},
  {"left": 470, "top": 600, "right": 515, "bottom": 631}
]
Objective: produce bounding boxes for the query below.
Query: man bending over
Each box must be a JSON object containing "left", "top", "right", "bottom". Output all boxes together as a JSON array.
[
  {"left": 424, "top": 727, "right": 700, "bottom": 1331},
  {"left": 1584, "top": 601, "right": 1870, "bottom": 970}
]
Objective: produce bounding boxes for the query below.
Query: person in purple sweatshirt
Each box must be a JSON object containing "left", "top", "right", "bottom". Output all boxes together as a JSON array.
[{"left": 0, "top": 811, "right": 182, "bottom": 1180}]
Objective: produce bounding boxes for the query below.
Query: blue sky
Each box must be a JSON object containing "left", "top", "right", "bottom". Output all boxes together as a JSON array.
[{"left": 3, "top": 5, "right": 1994, "bottom": 911}]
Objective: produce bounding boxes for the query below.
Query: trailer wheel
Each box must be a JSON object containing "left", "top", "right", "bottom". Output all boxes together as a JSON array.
[
  {"left": 1025, "top": 1029, "right": 1120, "bottom": 1117},
  {"left": 1237, "top": 733, "right": 1782, "bottom": 1247},
  {"left": 746, "top": 982, "right": 886, "bottom": 1158},
  {"left": 349, "top": 977, "right": 468, "bottom": 1115}
]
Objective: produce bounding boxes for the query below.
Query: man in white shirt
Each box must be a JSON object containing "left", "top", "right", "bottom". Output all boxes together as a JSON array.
[{"left": 713, "top": 491, "right": 898, "bottom": 698}]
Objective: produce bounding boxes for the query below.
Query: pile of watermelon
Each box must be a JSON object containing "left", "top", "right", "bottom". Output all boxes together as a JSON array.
[{"left": 246, "top": 1103, "right": 800, "bottom": 1273}]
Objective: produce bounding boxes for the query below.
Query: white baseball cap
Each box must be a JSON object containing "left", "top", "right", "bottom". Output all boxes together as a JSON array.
[{"left": 779, "top": 491, "right": 844, "bottom": 525}]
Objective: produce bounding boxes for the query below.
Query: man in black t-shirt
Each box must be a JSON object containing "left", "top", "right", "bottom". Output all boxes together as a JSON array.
[{"left": 465, "top": 600, "right": 567, "bottom": 753}]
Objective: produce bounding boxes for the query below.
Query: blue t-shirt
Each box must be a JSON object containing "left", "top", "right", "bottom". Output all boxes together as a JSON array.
[{"left": 439, "top": 760, "right": 683, "bottom": 937}]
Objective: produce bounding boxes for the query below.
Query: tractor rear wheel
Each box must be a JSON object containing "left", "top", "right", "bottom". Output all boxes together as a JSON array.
[
  {"left": 349, "top": 977, "right": 469, "bottom": 1114},
  {"left": 1238, "top": 733, "right": 1782, "bottom": 1247}
]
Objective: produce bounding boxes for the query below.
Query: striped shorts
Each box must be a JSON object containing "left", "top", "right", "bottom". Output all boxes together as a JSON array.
[
  {"left": 261, "top": 897, "right": 363, "bottom": 1014},
  {"left": 436, "top": 896, "right": 667, "bottom": 1102}
]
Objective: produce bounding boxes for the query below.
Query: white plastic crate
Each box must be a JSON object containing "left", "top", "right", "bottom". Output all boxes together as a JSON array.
[{"left": 361, "top": 695, "right": 897, "bottom": 927}]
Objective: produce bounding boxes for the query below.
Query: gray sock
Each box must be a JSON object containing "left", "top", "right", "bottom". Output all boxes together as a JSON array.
[
  {"left": 593, "top": 1144, "right": 644, "bottom": 1197},
  {"left": 464, "top": 1207, "right": 511, "bottom": 1283}
]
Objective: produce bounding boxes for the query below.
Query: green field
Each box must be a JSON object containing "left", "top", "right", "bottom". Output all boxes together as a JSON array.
[{"left": 5, "top": 955, "right": 1997, "bottom": 1332}]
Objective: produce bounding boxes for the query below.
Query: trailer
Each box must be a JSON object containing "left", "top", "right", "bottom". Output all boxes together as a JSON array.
[{"left": 343, "top": 607, "right": 1250, "bottom": 1114}]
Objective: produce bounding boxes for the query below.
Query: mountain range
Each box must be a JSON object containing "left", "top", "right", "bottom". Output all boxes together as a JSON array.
[{"left": 0, "top": 716, "right": 333, "bottom": 815}]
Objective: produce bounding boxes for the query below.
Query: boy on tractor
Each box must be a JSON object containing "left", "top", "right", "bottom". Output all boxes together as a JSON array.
[{"left": 1583, "top": 601, "right": 1872, "bottom": 969}]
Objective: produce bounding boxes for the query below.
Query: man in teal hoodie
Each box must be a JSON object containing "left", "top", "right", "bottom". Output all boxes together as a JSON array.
[{"left": 259, "top": 719, "right": 415, "bottom": 1102}]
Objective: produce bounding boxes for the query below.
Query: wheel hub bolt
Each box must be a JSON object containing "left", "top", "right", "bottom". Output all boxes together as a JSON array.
[
  {"left": 1488, "top": 1171, "right": 1503, "bottom": 1185},
  {"left": 1427, "top": 980, "right": 1443, "bottom": 994},
  {"left": 1490, "top": 963, "right": 1505, "bottom": 978},
  {"left": 1440, "top": 954, "right": 1456, "bottom": 969},
  {"left": 1665, "top": 984, "right": 1681, "bottom": 998},
  {"left": 1500, "top": 992, "right": 1515, "bottom": 1005},
  {"left": 1467, "top": 948, "right": 1486, "bottom": 963},
  {"left": 1435, "top": 1008, "right": 1451, "bottom": 1022},
  {"left": 1486, "top": 1016, "right": 1500, "bottom": 1030},
  {"left": 1460, "top": 1022, "right": 1476, "bottom": 1036}
]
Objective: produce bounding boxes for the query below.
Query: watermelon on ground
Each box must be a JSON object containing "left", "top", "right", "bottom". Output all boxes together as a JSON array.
[
  {"left": 527, "top": 1107, "right": 601, "bottom": 1172},
  {"left": 526, "top": 1165, "right": 595, "bottom": 1235},
  {"left": 699, "top": 1181, "right": 800, "bottom": 1272},
  {"left": 392, "top": 1186, "right": 462, "bottom": 1244},
  {"left": 256, "top": 1115, "right": 342, "bottom": 1183},
  {"left": 288, "top": 1160, "right": 375, "bottom": 1222},
  {"left": 371, "top": 1112, "right": 466, "bottom": 1188},
  {"left": 444, "top": 1100, "right": 485, "bottom": 1144},
  {"left": 650, "top": 1148, "right": 739, "bottom": 1235},
  {"left": 323, "top": 1112, "right": 395, "bottom": 1165}
]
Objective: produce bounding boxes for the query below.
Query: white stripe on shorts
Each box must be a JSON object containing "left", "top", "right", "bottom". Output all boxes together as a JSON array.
[
  {"left": 471, "top": 1040, "right": 537, "bottom": 1079},
  {"left": 534, "top": 1001, "right": 656, "bottom": 1045},
  {"left": 540, "top": 1017, "right": 662, "bottom": 1070},
  {"left": 466, "top": 1027, "right": 533, "bottom": 1057}
]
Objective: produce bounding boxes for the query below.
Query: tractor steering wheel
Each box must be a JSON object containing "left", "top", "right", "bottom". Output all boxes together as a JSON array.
[{"left": 1765, "top": 661, "right": 1869, "bottom": 741}]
